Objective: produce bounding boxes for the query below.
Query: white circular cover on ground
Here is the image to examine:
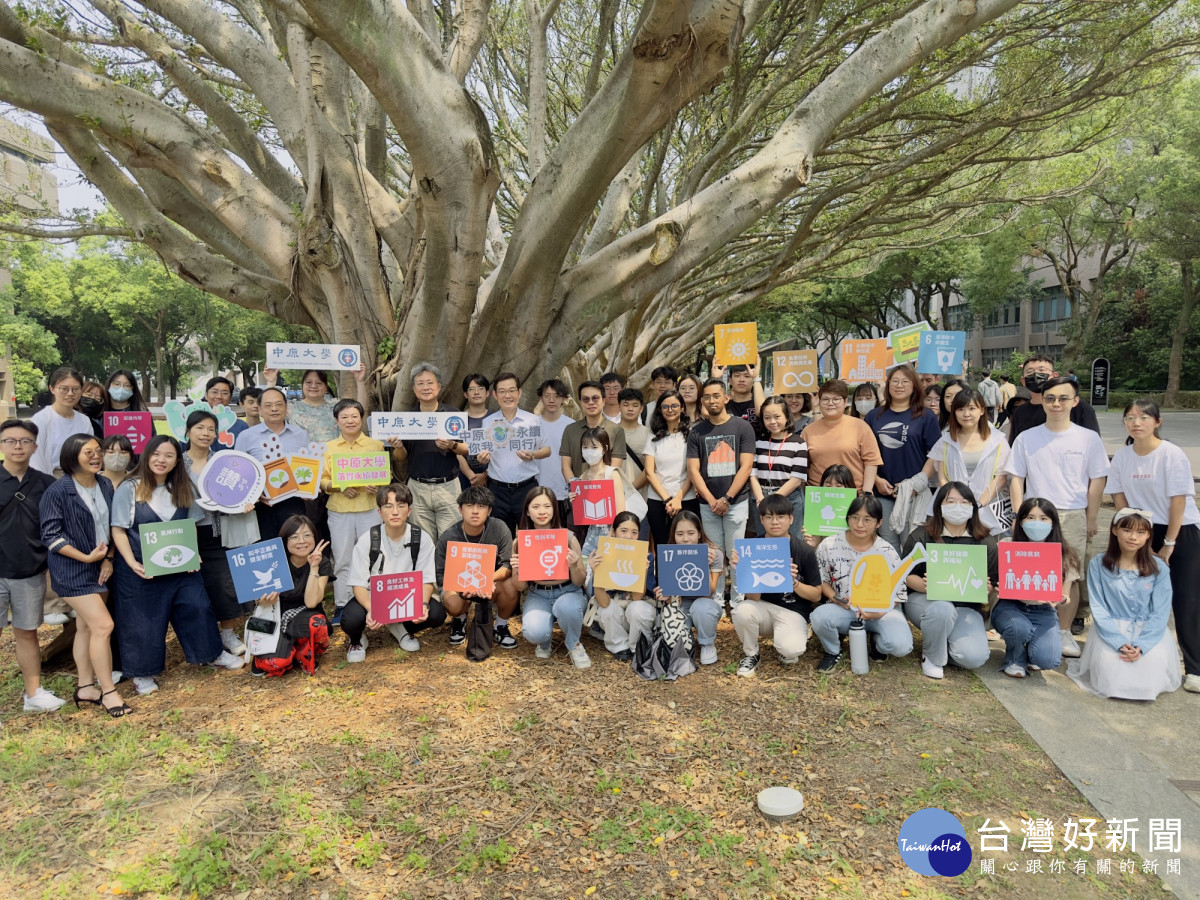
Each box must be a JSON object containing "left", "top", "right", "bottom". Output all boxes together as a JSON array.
[{"left": 756, "top": 786, "right": 804, "bottom": 819}]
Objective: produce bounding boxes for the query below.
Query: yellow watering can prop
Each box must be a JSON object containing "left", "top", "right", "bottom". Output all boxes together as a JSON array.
[{"left": 850, "top": 544, "right": 927, "bottom": 611}]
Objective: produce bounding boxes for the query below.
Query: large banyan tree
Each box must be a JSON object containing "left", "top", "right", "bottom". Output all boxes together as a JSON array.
[{"left": 0, "top": 0, "right": 1195, "bottom": 404}]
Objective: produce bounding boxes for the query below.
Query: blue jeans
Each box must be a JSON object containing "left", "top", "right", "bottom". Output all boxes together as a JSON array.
[
  {"left": 809, "top": 603, "right": 913, "bottom": 657},
  {"left": 113, "top": 562, "right": 222, "bottom": 677},
  {"left": 522, "top": 584, "right": 587, "bottom": 650},
  {"left": 991, "top": 599, "right": 1061, "bottom": 671},
  {"left": 681, "top": 596, "right": 722, "bottom": 647},
  {"left": 787, "top": 490, "right": 805, "bottom": 543},
  {"left": 700, "top": 498, "right": 750, "bottom": 607}
]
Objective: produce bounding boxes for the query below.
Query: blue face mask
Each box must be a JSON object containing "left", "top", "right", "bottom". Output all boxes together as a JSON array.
[
  {"left": 1022, "top": 520, "right": 1053, "bottom": 542},
  {"left": 109, "top": 386, "right": 133, "bottom": 402}
]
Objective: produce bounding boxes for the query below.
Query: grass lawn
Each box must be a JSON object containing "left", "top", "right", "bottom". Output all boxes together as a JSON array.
[{"left": 0, "top": 618, "right": 1173, "bottom": 899}]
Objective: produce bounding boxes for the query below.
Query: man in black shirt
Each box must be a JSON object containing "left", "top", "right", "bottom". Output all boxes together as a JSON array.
[
  {"left": 729, "top": 494, "right": 822, "bottom": 677},
  {"left": 1008, "top": 354, "right": 1100, "bottom": 443},
  {"left": 0, "top": 419, "right": 65, "bottom": 711}
]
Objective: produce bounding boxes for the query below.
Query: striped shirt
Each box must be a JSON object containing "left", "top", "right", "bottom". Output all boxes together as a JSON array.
[{"left": 752, "top": 434, "right": 808, "bottom": 495}]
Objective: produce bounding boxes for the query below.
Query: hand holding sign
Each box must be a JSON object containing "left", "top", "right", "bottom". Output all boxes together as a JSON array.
[
  {"left": 593, "top": 538, "right": 650, "bottom": 594},
  {"left": 516, "top": 529, "right": 570, "bottom": 582},
  {"left": 714, "top": 322, "right": 758, "bottom": 366},
  {"left": 571, "top": 479, "right": 617, "bottom": 525},
  {"left": 370, "top": 571, "right": 425, "bottom": 623},
  {"left": 443, "top": 542, "right": 497, "bottom": 597}
]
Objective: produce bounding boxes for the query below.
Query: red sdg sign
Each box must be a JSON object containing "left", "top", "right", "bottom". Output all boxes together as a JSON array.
[
  {"left": 571, "top": 479, "right": 617, "bottom": 525},
  {"left": 369, "top": 571, "right": 425, "bottom": 623},
  {"left": 998, "top": 541, "right": 1064, "bottom": 603}
]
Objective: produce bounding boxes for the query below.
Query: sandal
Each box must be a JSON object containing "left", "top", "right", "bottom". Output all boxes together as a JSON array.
[
  {"left": 100, "top": 690, "right": 133, "bottom": 718},
  {"left": 73, "top": 684, "right": 102, "bottom": 708}
]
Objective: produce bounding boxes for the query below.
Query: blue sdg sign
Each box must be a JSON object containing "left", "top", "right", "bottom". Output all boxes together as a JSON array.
[
  {"left": 338, "top": 347, "right": 359, "bottom": 368},
  {"left": 734, "top": 537, "right": 791, "bottom": 594},
  {"left": 898, "top": 808, "right": 972, "bottom": 876}
]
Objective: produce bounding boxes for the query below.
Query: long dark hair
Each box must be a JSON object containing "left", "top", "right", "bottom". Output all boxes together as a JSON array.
[
  {"left": 103, "top": 369, "right": 148, "bottom": 412},
  {"left": 1012, "top": 498, "right": 1080, "bottom": 576},
  {"left": 518, "top": 486, "right": 563, "bottom": 530},
  {"left": 611, "top": 511, "right": 642, "bottom": 535},
  {"left": 947, "top": 388, "right": 991, "bottom": 442},
  {"left": 884, "top": 364, "right": 925, "bottom": 418},
  {"left": 1102, "top": 513, "right": 1158, "bottom": 577},
  {"left": 756, "top": 395, "right": 793, "bottom": 440},
  {"left": 1122, "top": 399, "right": 1163, "bottom": 444},
  {"left": 581, "top": 426, "right": 613, "bottom": 466},
  {"left": 649, "top": 390, "right": 691, "bottom": 441},
  {"left": 130, "top": 435, "right": 194, "bottom": 509},
  {"left": 849, "top": 383, "right": 879, "bottom": 419},
  {"left": 939, "top": 379, "right": 968, "bottom": 430},
  {"left": 668, "top": 509, "right": 713, "bottom": 547},
  {"left": 925, "top": 481, "right": 990, "bottom": 542}
]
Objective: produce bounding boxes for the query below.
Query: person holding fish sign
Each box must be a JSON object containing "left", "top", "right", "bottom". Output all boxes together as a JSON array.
[
  {"left": 727, "top": 494, "right": 823, "bottom": 678},
  {"left": 809, "top": 494, "right": 914, "bottom": 672}
]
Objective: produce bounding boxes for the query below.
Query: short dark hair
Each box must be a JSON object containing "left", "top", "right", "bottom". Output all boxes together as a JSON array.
[
  {"left": 457, "top": 485, "right": 495, "bottom": 508},
  {"left": 377, "top": 482, "right": 413, "bottom": 507},
  {"left": 492, "top": 372, "right": 520, "bottom": 391},
  {"left": 300, "top": 370, "right": 331, "bottom": 391},
  {"left": 205, "top": 376, "right": 235, "bottom": 395},
  {"left": 818, "top": 379, "right": 849, "bottom": 400},
  {"left": 757, "top": 493, "right": 794, "bottom": 518},
  {"left": 185, "top": 409, "right": 219, "bottom": 434},
  {"left": 651, "top": 366, "right": 678, "bottom": 383},
  {"left": 617, "top": 387, "right": 643, "bottom": 405},
  {"left": 1042, "top": 376, "right": 1078, "bottom": 397},
  {"left": 821, "top": 465, "right": 855, "bottom": 487},
  {"left": 537, "top": 379, "right": 569, "bottom": 399},
  {"left": 280, "top": 514, "right": 319, "bottom": 546},
  {"left": 463, "top": 373, "right": 491, "bottom": 393},
  {"left": 101, "top": 434, "right": 133, "bottom": 456},
  {"left": 728, "top": 364, "right": 751, "bottom": 376},
  {"left": 577, "top": 380, "right": 603, "bottom": 400},
  {"left": 701, "top": 378, "right": 726, "bottom": 393},
  {"left": 59, "top": 432, "right": 101, "bottom": 477},
  {"left": 600, "top": 372, "right": 624, "bottom": 387},
  {"left": 239, "top": 386, "right": 263, "bottom": 403},
  {"left": 0, "top": 418, "right": 36, "bottom": 438},
  {"left": 1022, "top": 354, "right": 1055, "bottom": 371},
  {"left": 333, "top": 398, "right": 364, "bottom": 418},
  {"left": 846, "top": 494, "right": 883, "bottom": 523}
]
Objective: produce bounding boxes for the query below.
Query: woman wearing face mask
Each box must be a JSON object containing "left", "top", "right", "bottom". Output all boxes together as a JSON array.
[
  {"left": 30, "top": 367, "right": 96, "bottom": 477},
  {"left": 1067, "top": 509, "right": 1181, "bottom": 701},
  {"left": 990, "top": 498, "right": 1080, "bottom": 678},
  {"left": 78, "top": 382, "right": 107, "bottom": 437},
  {"left": 103, "top": 370, "right": 148, "bottom": 413},
  {"left": 863, "top": 365, "right": 941, "bottom": 551},
  {"left": 577, "top": 428, "right": 628, "bottom": 566},
  {"left": 923, "top": 388, "right": 1011, "bottom": 536},
  {"left": 100, "top": 436, "right": 135, "bottom": 489},
  {"left": 849, "top": 383, "right": 880, "bottom": 419},
  {"left": 901, "top": 482, "right": 996, "bottom": 679}
]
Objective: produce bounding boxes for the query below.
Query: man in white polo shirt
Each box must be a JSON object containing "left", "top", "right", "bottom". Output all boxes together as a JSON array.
[
  {"left": 1005, "top": 376, "right": 1109, "bottom": 659},
  {"left": 480, "top": 372, "right": 550, "bottom": 534}
]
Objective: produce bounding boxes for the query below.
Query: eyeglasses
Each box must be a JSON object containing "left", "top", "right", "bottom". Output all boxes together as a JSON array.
[
  {"left": 496, "top": 388, "right": 519, "bottom": 397},
  {"left": 1123, "top": 415, "right": 1154, "bottom": 424},
  {"left": 1043, "top": 394, "right": 1075, "bottom": 406},
  {"left": 819, "top": 397, "right": 844, "bottom": 406},
  {"left": 658, "top": 404, "right": 682, "bottom": 412},
  {"left": 0, "top": 438, "right": 34, "bottom": 447},
  {"left": 761, "top": 513, "right": 791, "bottom": 521},
  {"left": 581, "top": 395, "right": 602, "bottom": 404},
  {"left": 55, "top": 385, "right": 82, "bottom": 395}
]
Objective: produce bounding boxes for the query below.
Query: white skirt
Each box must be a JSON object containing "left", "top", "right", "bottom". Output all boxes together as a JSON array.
[{"left": 1068, "top": 618, "right": 1182, "bottom": 701}]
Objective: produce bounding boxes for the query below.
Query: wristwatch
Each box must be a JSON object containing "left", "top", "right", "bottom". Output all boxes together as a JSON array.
[
  {"left": 1163, "top": 538, "right": 1177, "bottom": 547},
  {"left": 723, "top": 495, "right": 735, "bottom": 505}
]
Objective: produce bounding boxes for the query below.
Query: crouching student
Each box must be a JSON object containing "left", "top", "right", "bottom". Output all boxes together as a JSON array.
[
  {"left": 809, "top": 495, "right": 913, "bottom": 671},
  {"left": 111, "top": 436, "right": 244, "bottom": 697},
  {"left": 435, "top": 486, "right": 519, "bottom": 656},
  {"left": 729, "top": 494, "right": 822, "bottom": 677},
  {"left": 651, "top": 510, "right": 725, "bottom": 665},
  {"left": 1068, "top": 508, "right": 1181, "bottom": 700},
  {"left": 344, "top": 483, "right": 444, "bottom": 662},
  {"left": 250, "top": 516, "right": 331, "bottom": 676},
  {"left": 587, "top": 511, "right": 656, "bottom": 662}
]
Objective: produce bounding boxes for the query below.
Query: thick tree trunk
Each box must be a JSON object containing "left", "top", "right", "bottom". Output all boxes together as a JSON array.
[{"left": 1164, "top": 260, "right": 1196, "bottom": 407}]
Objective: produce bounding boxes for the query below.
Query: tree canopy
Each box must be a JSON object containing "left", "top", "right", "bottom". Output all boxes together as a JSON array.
[{"left": 0, "top": 0, "right": 1196, "bottom": 405}]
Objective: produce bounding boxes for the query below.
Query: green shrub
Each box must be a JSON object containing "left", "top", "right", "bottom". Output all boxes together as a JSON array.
[{"left": 1106, "top": 391, "right": 1200, "bottom": 411}]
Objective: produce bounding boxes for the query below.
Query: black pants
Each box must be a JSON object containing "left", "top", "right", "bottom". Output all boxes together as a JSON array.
[
  {"left": 255, "top": 497, "right": 306, "bottom": 540},
  {"left": 340, "top": 598, "right": 448, "bottom": 645},
  {"left": 646, "top": 496, "right": 702, "bottom": 548},
  {"left": 1154, "top": 523, "right": 1200, "bottom": 676},
  {"left": 488, "top": 478, "right": 537, "bottom": 535}
]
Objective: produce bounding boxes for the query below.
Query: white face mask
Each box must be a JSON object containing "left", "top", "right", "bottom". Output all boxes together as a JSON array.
[
  {"left": 581, "top": 447, "right": 603, "bottom": 465},
  {"left": 104, "top": 452, "right": 130, "bottom": 471},
  {"left": 855, "top": 400, "right": 875, "bottom": 416},
  {"left": 109, "top": 386, "right": 133, "bottom": 402},
  {"left": 941, "top": 504, "right": 973, "bottom": 526}
]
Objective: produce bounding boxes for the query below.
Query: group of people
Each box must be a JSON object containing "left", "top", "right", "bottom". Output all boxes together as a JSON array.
[{"left": 2, "top": 353, "right": 1195, "bottom": 717}]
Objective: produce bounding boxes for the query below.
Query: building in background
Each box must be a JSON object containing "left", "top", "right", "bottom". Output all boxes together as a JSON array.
[{"left": 0, "top": 118, "right": 60, "bottom": 418}]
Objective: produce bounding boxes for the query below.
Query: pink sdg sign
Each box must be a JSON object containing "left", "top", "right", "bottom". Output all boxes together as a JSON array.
[
  {"left": 103, "top": 412, "right": 153, "bottom": 454},
  {"left": 998, "top": 541, "right": 1064, "bottom": 603},
  {"left": 370, "top": 571, "right": 425, "bottom": 624}
]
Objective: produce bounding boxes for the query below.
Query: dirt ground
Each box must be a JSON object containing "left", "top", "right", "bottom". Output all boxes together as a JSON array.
[{"left": 0, "top": 611, "right": 1174, "bottom": 900}]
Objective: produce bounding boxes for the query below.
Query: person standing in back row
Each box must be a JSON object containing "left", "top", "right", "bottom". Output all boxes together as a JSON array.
[
  {"left": 480, "top": 373, "right": 551, "bottom": 533},
  {"left": 687, "top": 379, "right": 756, "bottom": 610},
  {"left": 1008, "top": 355, "right": 1100, "bottom": 443}
]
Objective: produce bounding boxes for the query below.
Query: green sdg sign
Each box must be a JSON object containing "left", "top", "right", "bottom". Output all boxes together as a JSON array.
[{"left": 139, "top": 520, "right": 200, "bottom": 576}]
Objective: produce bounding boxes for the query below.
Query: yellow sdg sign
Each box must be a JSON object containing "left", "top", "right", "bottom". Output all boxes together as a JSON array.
[
  {"left": 594, "top": 538, "right": 650, "bottom": 594},
  {"left": 850, "top": 545, "right": 926, "bottom": 611},
  {"left": 773, "top": 350, "right": 820, "bottom": 393},
  {"left": 714, "top": 322, "right": 758, "bottom": 366}
]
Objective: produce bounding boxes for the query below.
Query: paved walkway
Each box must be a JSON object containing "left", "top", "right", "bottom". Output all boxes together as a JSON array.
[{"left": 1096, "top": 409, "right": 1200, "bottom": 474}]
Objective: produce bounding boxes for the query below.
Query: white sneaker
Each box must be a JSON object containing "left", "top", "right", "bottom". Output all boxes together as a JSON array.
[
  {"left": 111, "top": 670, "right": 123, "bottom": 684},
  {"left": 1184, "top": 673, "right": 1200, "bottom": 694},
  {"left": 568, "top": 643, "right": 592, "bottom": 669},
  {"left": 778, "top": 655, "right": 799, "bottom": 666},
  {"left": 22, "top": 687, "right": 66, "bottom": 712},
  {"left": 220, "top": 628, "right": 247, "bottom": 656},
  {"left": 133, "top": 676, "right": 159, "bottom": 695},
  {"left": 346, "top": 638, "right": 367, "bottom": 663},
  {"left": 699, "top": 644, "right": 718, "bottom": 665},
  {"left": 43, "top": 612, "right": 69, "bottom": 626},
  {"left": 1060, "top": 628, "right": 1081, "bottom": 659},
  {"left": 211, "top": 650, "right": 245, "bottom": 670},
  {"left": 921, "top": 658, "right": 944, "bottom": 680},
  {"left": 1002, "top": 663, "right": 1026, "bottom": 678},
  {"left": 535, "top": 642, "right": 553, "bottom": 659},
  {"left": 389, "top": 624, "right": 420, "bottom": 652}
]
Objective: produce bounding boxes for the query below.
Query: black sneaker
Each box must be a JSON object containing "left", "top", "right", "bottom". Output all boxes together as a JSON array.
[
  {"left": 817, "top": 652, "right": 842, "bottom": 672},
  {"left": 494, "top": 623, "right": 517, "bottom": 649},
  {"left": 868, "top": 636, "right": 887, "bottom": 661},
  {"left": 737, "top": 654, "right": 760, "bottom": 678},
  {"left": 1070, "top": 616, "right": 1086, "bottom": 636},
  {"left": 449, "top": 617, "right": 467, "bottom": 647},
  {"left": 613, "top": 648, "right": 633, "bottom": 662}
]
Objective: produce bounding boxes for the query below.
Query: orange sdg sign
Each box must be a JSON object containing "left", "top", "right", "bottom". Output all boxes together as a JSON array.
[
  {"left": 772, "top": 350, "right": 820, "bottom": 393},
  {"left": 839, "top": 338, "right": 889, "bottom": 383},
  {"left": 714, "top": 322, "right": 758, "bottom": 366}
]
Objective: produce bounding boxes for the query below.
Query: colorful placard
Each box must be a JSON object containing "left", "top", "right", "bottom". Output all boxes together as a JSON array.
[
  {"left": 465, "top": 420, "right": 543, "bottom": 457},
  {"left": 330, "top": 452, "right": 392, "bottom": 487},
  {"left": 926, "top": 543, "right": 989, "bottom": 604},
  {"left": 656, "top": 544, "right": 711, "bottom": 597},
  {"left": 370, "top": 571, "right": 425, "bottom": 624},
  {"left": 998, "top": 541, "right": 1064, "bottom": 603},
  {"left": 803, "top": 486, "right": 857, "bottom": 537},
  {"left": 516, "top": 529, "right": 570, "bottom": 582},
  {"left": 917, "top": 330, "right": 967, "bottom": 376},
  {"left": 443, "top": 541, "right": 497, "bottom": 597},
  {"left": 288, "top": 454, "right": 323, "bottom": 500},
  {"left": 594, "top": 538, "right": 650, "bottom": 594},
  {"left": 714, "top": 322, "right": 758, "bottom": 366},
  {"left": 266, "top": 341, "right": 362, "bottom": 371},
  {"left": 226, "top": 538, "right": 294, "bottom": 603},
  {"left": 369, "top": 411, "right": 471, "bottom": 442},
  {"left": 263, "top": 456, "right": 299, "bottom": 503},
  {"left": 139, "top": 520, "right": 199, "bottom": 576},
  {"left": 734, "top": 537, "right": 791, "bottom": 594},
  {"left": 163, "top": 400, "right": 239, "bottom": 449},
  {"left": 839, "top": 338, "right": 889, "bottom": 383},
  {"left": 103, "top": 411, "right": 153, "bottom": 454},
  {"left": 571, "top": 479, "right": 617, "bottom": 526},
  {"left": 196, "top": 450, "right": 266, "bottom": 515},
  {"left": 849, "top": 544, "right": 926, "bottom": 611},
  {"left": 887, "top": 321, "right": 931, "bottom": 365},
  {"left": 772, "top": 350, "right": 820, "bottom": 394}
]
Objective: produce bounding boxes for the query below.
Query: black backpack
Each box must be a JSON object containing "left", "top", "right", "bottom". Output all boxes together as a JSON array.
[{"left": 367, "top": 523, "right": 422, "bottom": 575}]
